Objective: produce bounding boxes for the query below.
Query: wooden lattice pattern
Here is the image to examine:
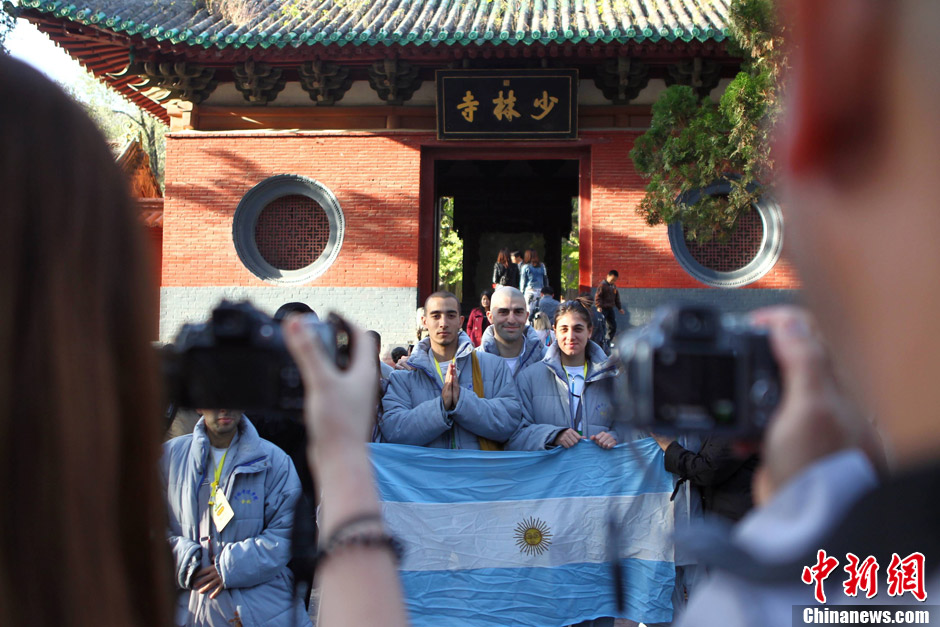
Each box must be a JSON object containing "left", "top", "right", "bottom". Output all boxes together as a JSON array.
[
  {"left": 684, "top": 207, "right": 764, "bottom": 273},
  {"left": 254, "top": 194, "right": 330, "bottom": 271}
]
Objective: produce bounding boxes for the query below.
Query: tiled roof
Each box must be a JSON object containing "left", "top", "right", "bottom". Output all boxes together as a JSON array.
[{"left": 14, "top": 0, "right": 730, "bottom": 50}]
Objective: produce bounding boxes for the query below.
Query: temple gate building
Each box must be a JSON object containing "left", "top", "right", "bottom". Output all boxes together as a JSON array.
[{"left": 13, "top": 0, "right": 799, "bottom": 347}]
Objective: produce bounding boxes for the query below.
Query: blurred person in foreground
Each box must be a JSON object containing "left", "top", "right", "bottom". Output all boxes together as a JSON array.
[
  {"left": 677, "top": 0, "right": 938, "bottom": 623},
  {"left": 0, "top": 55, "right": 172, "bottom": 625},
  {"left": 0, "top": 54, "right": 406, "bottom": 627},
  {"left": 284, "top": 317, "right": 407, "bottom": 626}
]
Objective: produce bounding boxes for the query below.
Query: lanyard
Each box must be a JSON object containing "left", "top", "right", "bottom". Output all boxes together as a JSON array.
[
  {"left": 208, "top": 450, "right": 228, "bottom": 506},
  {"left": 565, "top": 363, "right": 588, "bottom": 433},
  {"left": 433, "top": 356, "right": 446, "bottom": 384}
]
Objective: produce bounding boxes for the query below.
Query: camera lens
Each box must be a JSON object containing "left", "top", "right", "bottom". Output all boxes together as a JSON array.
[
  {"left": 750, "top": 377, "right": 780, "bottom": 408},
  {"left": 682, "top": 313, "right": 703, "bottom": 333}
]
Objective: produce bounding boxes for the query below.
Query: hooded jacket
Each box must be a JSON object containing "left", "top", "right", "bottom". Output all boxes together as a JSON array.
[
  {"left": 507, "top": 340, "right": 619, "bottom": 451},
  {"left": 379, "top": 331, "right": 521, "bottom": 449},
  {"left": 476, "top": 325, "right": 546, "bottom": 375},
  {"left": 161, "top": 416, "right": 309, "bottom": 626}
]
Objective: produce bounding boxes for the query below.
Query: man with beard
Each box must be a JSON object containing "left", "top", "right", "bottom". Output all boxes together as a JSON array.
[{"left": 379, "top": 291, "right": 521, "bottom": 449}]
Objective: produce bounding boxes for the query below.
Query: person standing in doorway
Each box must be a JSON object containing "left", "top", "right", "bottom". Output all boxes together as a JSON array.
[
  {"left": 520, "top": 249, "right": 547, "bottom": 321},
  {"left": 594, "top": 270, "right": 624, "bottom": 349},
  {"left": 536, "top": 285, "right": 561, "bottom": 324},
  {"left": 466, "top": 288, "right": 493, "bottom": 347},
  {"left": 511, "top": 250, "right": 525, "bottom": 288},
  {"left": 492, "top": 248, "right": 519, "bottom": 289}
]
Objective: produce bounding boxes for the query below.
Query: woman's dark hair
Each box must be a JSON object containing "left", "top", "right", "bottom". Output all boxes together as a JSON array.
[
  {"left": 0, "top": 56, "right": 171, "bottom": 625},
  {"left": 480, "top": 288, "right": 493, "bottom": 300},
  {"left": 524, "top": 248, "right": 541, "bottom": 267},
  {"left": 554, "top": 299, "right": 594, "bottom": 329},
  {"left": 496, "top": 248, "right": 510, "bottom": 267}
]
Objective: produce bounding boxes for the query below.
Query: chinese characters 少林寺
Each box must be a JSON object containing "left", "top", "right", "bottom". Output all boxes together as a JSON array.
[
  {"left": 531, "top": 90, "right": 559, "bottom": 120},
  {"left": 457, "top": 90, "right": 480, "bottom": 123},
  {"left": 493, "top": 87, "right": 521, "bottom": 122}
]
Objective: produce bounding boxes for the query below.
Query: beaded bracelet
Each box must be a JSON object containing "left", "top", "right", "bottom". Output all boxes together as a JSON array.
[{"left": 314, "top": 512, "right": 404, "bottom": 569}]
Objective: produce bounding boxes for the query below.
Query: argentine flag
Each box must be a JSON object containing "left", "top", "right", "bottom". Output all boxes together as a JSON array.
[{"left": 370, "top": 438, "right": 676, "bottom": 626}]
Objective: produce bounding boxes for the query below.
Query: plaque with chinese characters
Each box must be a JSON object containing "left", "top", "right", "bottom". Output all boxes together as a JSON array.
[{"left": 436, "top": 69, "right": 578, "bottom": 140}]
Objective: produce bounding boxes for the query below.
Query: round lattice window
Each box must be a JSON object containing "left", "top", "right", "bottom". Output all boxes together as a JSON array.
[
  {"left": 234, "top": 176, "right": 344, "bottom": 283},
  {"left": 668, "top": 182, "right": 783, "bottom": 287}
]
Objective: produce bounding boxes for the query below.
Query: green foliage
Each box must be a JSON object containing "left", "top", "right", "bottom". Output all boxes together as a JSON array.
[
  {"left": 629, "top": 0, "right": 784, "bottom": 241},
  {"left": 66, "top": 70, "right": 167, "bottom": 189},
  {"left": 560, "top": 199, "right": 579, "bottom": 295},
  {"left": 438, "top": 198, "right": 464, "bottom": 297},
  {"left": 0, "top": 4, "right": 16, "bottom": 53}
]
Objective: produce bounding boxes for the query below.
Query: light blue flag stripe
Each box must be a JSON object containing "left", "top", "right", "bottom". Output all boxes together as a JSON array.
[
  {"left": 400, "top": 559, "right": 676, "bottom": 626},
  {"left": 370, "top": 440, "right": 677, "bottom": 626},
  {"left": 370, "top": 437, "right": 673, "bottom": 503}
]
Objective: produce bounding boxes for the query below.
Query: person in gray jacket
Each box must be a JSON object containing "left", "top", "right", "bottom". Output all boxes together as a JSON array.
[
  {"left": 477, "top": 287, "right": 546, "bottom": 376},
  {"left": 508, "top": 299, "right": 619, "bottom": 452},
  {"left": 380, "top": 291, "right": 521, "bottom": 449},
  {"left": 161, "top": 410, "right": 310, "bottom": 626}
]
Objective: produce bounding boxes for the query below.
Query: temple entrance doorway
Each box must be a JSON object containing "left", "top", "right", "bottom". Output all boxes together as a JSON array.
[{"left": 434, "top": 158, "right": 580, "bottom": 316}]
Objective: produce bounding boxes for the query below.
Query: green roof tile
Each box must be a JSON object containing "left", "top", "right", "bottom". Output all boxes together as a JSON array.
[{"left": 19, "top": 0, "right": 731, "bottom": 49}]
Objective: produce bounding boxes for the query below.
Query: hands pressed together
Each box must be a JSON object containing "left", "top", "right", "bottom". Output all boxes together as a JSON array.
[{"left": 441, "top": 362, "right": 460, "bottom": 411}]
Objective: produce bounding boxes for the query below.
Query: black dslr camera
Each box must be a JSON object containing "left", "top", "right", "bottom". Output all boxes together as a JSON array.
[
  {"left": 614, "top": 304, "right": 781, "bottom": 436},
  {"left": 162, "top": 300, "right": 351, "bottom": 412}
]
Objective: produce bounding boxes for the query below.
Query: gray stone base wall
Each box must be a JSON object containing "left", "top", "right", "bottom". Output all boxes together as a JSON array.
[
  {"left": 615, "top": 288, "right": 801, "bottom": 330},
  {"left": 160, "top": 286, "right": 419, "bottom": 353}
]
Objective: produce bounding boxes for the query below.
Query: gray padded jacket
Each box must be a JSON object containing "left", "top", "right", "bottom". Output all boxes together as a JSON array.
[
  {"left": 507, "top": 340, "right": 619, "bottom": 451},
  {"left": 379, "top": 332, "right": 521, "bottom": 449},
  {"left": 476, "top": 325, "right": 547, "bottom": 374}
]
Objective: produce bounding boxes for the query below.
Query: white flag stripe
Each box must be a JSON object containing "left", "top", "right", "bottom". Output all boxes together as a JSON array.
[{"left": 382, "top": 493, "right": 675, "bottom": 572}]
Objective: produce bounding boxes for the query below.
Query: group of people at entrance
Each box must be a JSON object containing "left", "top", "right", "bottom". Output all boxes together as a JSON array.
[
  {"left": 492, "top": 248, "right": 548, "bottom": 320},
  {"left": 484, "top": 251, "right": 626, "bottom": 352}
]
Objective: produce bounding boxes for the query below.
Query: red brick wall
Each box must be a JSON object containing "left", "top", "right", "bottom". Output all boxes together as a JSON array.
[
  {"left": 585, "top": 131, "right": 800, "bottom": 290},
  {"left": 162, "top": 129, "right": 800, "bottom": 292},
  {"left": 163, "top": 132, "right": 424, "bottom": 288}
]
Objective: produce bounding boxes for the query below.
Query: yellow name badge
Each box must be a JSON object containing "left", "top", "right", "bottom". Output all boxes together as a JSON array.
[{"left": 211, "top": 489, "right": 235, "bottom": 533}]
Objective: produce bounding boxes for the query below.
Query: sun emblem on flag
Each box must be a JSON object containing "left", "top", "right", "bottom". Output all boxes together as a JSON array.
[{"left": 514, "top": 516, "right": 553, "bottom": 556}]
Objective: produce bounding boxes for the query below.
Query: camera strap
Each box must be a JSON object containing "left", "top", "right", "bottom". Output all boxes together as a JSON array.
[{"left": 472, "top": 351, "right": 503, "bottom": 452}]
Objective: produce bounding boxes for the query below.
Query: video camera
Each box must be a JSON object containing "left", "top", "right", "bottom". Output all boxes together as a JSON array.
[
  {"left": 161, "top": 300, "right": 351, "bottom": 412},
  {"left": 614, "top": 304, "right": 781, "bottom": 436}
]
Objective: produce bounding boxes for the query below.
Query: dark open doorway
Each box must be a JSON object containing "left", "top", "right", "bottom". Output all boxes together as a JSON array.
[{"left": 435, "top": 159, "right": 580, "bottom": 314}]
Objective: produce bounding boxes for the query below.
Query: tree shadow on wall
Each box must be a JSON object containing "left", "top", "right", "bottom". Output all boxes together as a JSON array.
[{"left": 164, "top": 144, "right": 422, "bottom": 267}]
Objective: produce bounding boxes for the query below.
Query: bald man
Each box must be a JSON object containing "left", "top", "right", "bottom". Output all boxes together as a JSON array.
[{"left": 476, "top": 287, "right": 546, "bottom": 376}]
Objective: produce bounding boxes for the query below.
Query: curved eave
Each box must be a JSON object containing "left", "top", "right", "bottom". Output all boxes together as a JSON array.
[{"left": 14, "top": 8, "right": 170, "bottom": 123}]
